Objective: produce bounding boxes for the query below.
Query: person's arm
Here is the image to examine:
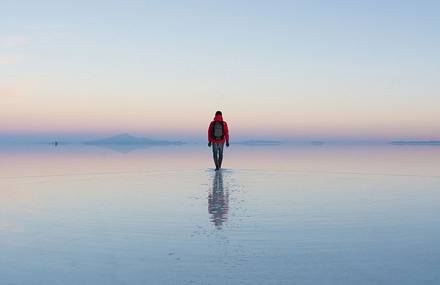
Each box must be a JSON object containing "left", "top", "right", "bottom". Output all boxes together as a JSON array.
[
  {"left": 224, "top": 122, "right": 229, "bottom": 145},
  {"left": 208, "top": 122, "right": 213, "bottom": 144}
]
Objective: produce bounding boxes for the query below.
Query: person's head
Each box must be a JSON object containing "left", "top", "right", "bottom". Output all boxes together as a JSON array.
[{"left": 215, "top": 111, "right": 222, "bottom": 116}]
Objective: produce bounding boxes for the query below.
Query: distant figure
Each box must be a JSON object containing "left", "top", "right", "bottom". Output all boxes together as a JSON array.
[
  {"left": 208, "top": 111, "right": 229, "bottom": 170},
  {"left": 208, "top": 170, "right": 229, "bottom": 229}
]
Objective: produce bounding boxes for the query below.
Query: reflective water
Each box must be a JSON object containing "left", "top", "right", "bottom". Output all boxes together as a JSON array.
[{"left": 1, "top": 144, "right": 439, "bottom": 284}]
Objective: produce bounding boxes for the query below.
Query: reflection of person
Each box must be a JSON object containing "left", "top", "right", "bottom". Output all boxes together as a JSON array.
[
  {"left": 208, "top": 171, "right": 229, "bottom": 229},
  {"left": 208, "top": 111, "right": 230, "bottom": 170}
]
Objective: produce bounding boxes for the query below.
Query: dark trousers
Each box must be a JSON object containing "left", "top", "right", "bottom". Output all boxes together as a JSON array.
[{"left": 212, "top": 142, "right": 224, "bottom": 169}]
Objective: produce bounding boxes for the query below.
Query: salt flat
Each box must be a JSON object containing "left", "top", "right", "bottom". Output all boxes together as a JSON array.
[{"left": 1, "top": 144, "right": 439, "bottom": 284}]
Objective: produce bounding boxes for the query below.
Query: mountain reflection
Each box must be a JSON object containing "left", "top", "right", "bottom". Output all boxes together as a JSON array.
[{"left": 208, "top": 171, "right": 229, "bottom": 229}]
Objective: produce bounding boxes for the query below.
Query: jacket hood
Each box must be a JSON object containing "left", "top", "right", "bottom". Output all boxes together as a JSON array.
[{"left": 214, "top": 115, "right": 223, "bottom": 121}]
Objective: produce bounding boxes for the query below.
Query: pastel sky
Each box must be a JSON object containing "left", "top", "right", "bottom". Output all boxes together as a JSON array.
[{"left": 1, "top": 0, "right": 439, "bottom": 141}]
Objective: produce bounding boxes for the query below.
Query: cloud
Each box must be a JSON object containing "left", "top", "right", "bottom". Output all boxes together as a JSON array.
[
  {"left": 0, "top": 36, "right": 30, "bottom": 48},
  {"left": 0, "top": 54, "right": 24, "bottom": 65},
  {"left": 0, "top": 222, "right": 23, "bottom": 233},
  {"left": 23, "top": 24, "right": 65, "bottom": 32},
  {"left": 0, "top": 86, "right": 25, "bottom": 97}
]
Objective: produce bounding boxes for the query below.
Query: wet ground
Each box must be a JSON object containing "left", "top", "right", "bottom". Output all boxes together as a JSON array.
[{"left": 1, "top": 144, "right": 439, "bottom": 284}]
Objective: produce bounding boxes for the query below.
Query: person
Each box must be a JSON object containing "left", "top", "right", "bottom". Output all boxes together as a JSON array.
[{"left": 208, "top": 111, "right": 229, "bottom": 170}]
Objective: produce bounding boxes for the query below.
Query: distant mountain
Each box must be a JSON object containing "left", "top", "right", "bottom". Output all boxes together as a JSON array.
[
  {"left": 84, "top": 133, "right": 184, "bottom": 145},
  {"left": 390, "top": 141, "right": 440, "bottom": 146}
]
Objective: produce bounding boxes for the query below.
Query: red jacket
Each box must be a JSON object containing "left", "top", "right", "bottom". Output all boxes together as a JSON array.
[{"left": 208, "top": 115, "right": 229, "bottom": 143}]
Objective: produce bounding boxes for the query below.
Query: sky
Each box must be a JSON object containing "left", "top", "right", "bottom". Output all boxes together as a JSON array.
[{"left": 1, "top": 0, "right": 439, "bottom": 142}]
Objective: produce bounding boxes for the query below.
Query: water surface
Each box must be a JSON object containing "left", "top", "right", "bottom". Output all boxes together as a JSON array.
[{"left": 1, "top": 144, "right": 439, "bottom": 284}]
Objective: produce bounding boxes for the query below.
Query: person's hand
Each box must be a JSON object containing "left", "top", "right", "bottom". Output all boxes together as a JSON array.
[
  {"left": 208, "top": 142, "right": 212, "bottom": 147},
  {"left": 226, "top": 142, "right": 230, "bottom": 147}
]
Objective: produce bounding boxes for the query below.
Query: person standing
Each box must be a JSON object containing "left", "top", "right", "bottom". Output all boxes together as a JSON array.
[{"left": 208, "top": 111, "right": 229, "bottom": 170}]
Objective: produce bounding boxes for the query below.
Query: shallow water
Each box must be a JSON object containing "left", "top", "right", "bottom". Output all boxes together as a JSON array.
[{"left": 1, "top": 144, "right": 439, "bottom": 284}]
